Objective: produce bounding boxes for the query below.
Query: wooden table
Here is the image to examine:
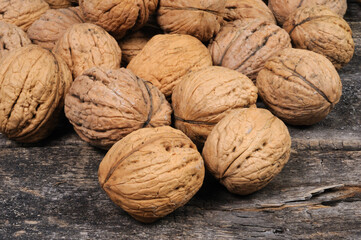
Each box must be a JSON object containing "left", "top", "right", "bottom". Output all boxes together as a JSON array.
[{"left": 1, "top": 2, "right": 361, "bottom": 239}]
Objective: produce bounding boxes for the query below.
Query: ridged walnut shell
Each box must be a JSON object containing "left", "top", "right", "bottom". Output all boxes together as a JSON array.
[
  {"left": 98, "top": 126, "right": 205, "bottom": 223},
  {"left": 44, "top": 0, "right": 72, "bottom": 9},
  {"left": 283, "top": 6, "right": 354, "bottom": 69},
  {"left": 224, "top": 0, "right": 276, "bottom": 24},
  {"left": 52, "top": 23, "right": 122, "bottom": 78},
  {"left": 127, "top": 34, "right": 213, "bottom": 97},
  {"left": 65, "top": 67, "right": 172, "bottom": 149},
  {"left": 203, "top": 108, "right": 291, "bottom": 195},
  {"left": 27, "top": 7, "right": 84, "bottom": 50},
  {"left": 0, "top": 0, "right": 49, "bottom": 31},
  {"left": 0, "top": 45, "right": 72, "bottom": 142},
  {"left": 0, "top": 21, "right": 31, "bottom": 60},
  {"left": 257, "top": 48, "right": 342, "bottom": 126},
  {"left": 79, "top": 0, "right": 158, "bottom": 40},
  {"left": 172, "top": 66, "right": 258, "bottom": 144},
  {"left": 268, "top": 0, "right": 347, "bottom": 25},
  {"left": 157, "top": 0, "right": 226, "bottom": 42},
  {"left": 209, "top": 19, "right": 291, "bottom": 81}
]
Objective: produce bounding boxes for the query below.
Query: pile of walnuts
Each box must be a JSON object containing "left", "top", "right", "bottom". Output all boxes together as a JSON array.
[{"left": 0, "top": 0, "right": 354, "bottom": 223}]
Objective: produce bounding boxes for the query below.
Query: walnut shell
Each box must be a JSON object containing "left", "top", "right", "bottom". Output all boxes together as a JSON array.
[
  {"left": 224, "top": 0, "right": 276, "bottom": 24},
  {"left": 98, "top": 126, "right": 205, "bottom": 223},
  {"left": 172, "top": 66, "right": 258, "bottom": 144},
  {"left": 157, "top": 0, "right": 226, "bottom": 42},
  {"left": 283, "top": 6, "right": 354, "bottom": 69},
  {"left": 268, "top": 0, "right": 347, "bottom": 25},
  {"left": 127, "top": 34, "right": 213, "bottom": 97},
  {"left": 52, "top": 23, "right": 122, "bottom": 78},
  {"left": 209, "top": 19, "right": 291, "bottom": 81},
  {"left": 203, "top": 108, "right": 291, "bottom": 195},
  {"left": 44, "top": 0, "right": 72, "bottom": 9},
  {"left": 27, "top": 7, "right": 84, "bottom": 50},
  {"left": 79, "top": 0, "right": 158, "bottom": 40},
  {"left": 65, "top": 67, "right": 172, "bottom": 149},
  {"left": 0, "top": 21, "right": 31, "bottom": 60},
  {"left": 0, "top": 0, "right": 49, "bottom": 31},
  {"left": 0, "top": 45, "right": 72, "bottom": 142},
  {"left": 257, "top": 48, "right": 342, "bottom": 126}
]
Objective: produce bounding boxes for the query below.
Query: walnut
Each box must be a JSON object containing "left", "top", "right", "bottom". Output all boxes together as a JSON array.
[
  {"left": 44, "top": 0, "right": 72, "bottom": 9},
  {"left": 65, "top": 67, "right": 172, "bottom": 149},
  {"left": 0, "top": 21, "right": 31, "bottom": 60},
  {"left": 127, "top": 34, "right": 213, "bottom": 97},
  {"left": 98, "top": 126, "right": 205, "bottom": 223},
  {"left": 268, "top": 0, "right": 347, "bottom": 25},
  {"left": 224, "top": 0, "right": 276, "bottom": 24},
  {"left": 172, "top": 66, "right": 257, "bottom": 144},
  {"left": 79, "top": 0, "right": 158, "bottom": 40},
  {"left": 283, "top": 6, "right": 354, "bottom": 69},
  {"left": 27, "top": 7, "right": 84, "bottom": 50},
  {"left": 209, "top": 19, "right": 291, "bottom": 81},
  {"left": 203, "top": 108, "right": 291, "bottom": 195},
  {"left": 157, "top": 0, "right": 226, "bottom": 42},
  {"left": 0, "top": 45, "right": 72, "bottom": 142},
  {"left": 0, "top": 0, "right": 49, "bottom": 31},
  {"left": 256, "top": 48, "right": 342, "bottom": 125},
  {"left": 52, "top": 23, "right": 122, "bottom": 79}
]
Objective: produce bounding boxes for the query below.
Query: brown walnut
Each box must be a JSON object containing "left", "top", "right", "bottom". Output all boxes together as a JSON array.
[
  {"left": 65, "top": 67, "right": 172, "bottom": 149},
  {"left": 0, "top": 45, "right": 72, "bottom": 142},
  {"left": 157, "top": 0, "right": 226, "bottom": 42},
  {"left": 203, "top": 108, "right": 291, "bottom": 195},
  {"left": 127, "top": 34, "right": 213, "bottom": 97},
  {"left": 0, "top": 21, "right": 31, "bottom": 60},
  {"left": 283, "top": 6, "right": 354, "bottom": 69},
  {"left": 27, "top": 7, "right": 84, "bottom": 50},
  {"left": 256, "top": 48, "right": 342, "bottom": 126},
  {"left": 44, "top": 0, "right": 72, "bottom": 9},
  {"left": 172, "top": 66, "right": 258, "bottom": 144},
  {"left": 98, "top": 126, "right": 205, "bottom": 223},
  {"left": 52, "top": 23, "right": 122, "bottom": 79},
  {"left": 209, "top": 19, "right": 291, "bottom": 81}
]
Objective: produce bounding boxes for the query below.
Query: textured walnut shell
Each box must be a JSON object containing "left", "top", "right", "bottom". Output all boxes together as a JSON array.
[
  {"left": 224, "top": 0, "right": 276, "bottom": 24},
  {"left": 44, "top": 0, "right": 72, "bottom": 9},
  {"left": 268, "top": 0, "right": 347, "bottom": 25},
  {"left": 283, "top": 6, "right": 354, "bottom": 69},
  {"left": 203, "top": 108, "right": 291, "bottom": 195},
  {"left": 0, "top": 21, "right": 31, "bottom": 60},
  {"left": 27, "top": 7, "right": 84, "bottom": 50},
  {"left": 172, "top": 66, "right": 258, "bottom": 144},
  {"left": 127, "top": 34, "right": 213, "bottom": 97},
  {"left": 0, "top": 0, "right": 49, "bottom": 31},
  {"left": 52, "top": 23, "right": 122, "bottom": 78},
  {"left": 65, "top": 67, "right": 172, "bottom": 149},
  {"left": 257, "top": 48, "right": 342, "bottom": 126},
  {"left": 79, "top": 0, "right": 158, "bottom": 40},
  {"left": 0, "top": 45, "right": 72, "bottom": 142},
  {"left": 98, "top": 126, "right": 205, "bottom": 223},
  {"left": 209, "top": 19, "right": 291, "bottom": 81},
  {"left": 157, "top": 0, "right": 226, "bottom": 42}
]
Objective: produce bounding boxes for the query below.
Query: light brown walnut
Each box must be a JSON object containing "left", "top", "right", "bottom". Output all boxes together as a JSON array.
[{"left": 44, "top": 0, "right": 72, "bottom": 8}]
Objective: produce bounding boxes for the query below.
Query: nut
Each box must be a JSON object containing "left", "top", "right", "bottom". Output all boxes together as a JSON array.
[
  {"left": 283, "top": 6, "right": 354, "bottom": 69},
  {"left": 224, "top": 0, "right": 276, "bottom": 24},
  {"left": 203, "top": 108, "right": 291, "bottom": 195},
  {"left": 209, "top": 19, "right": 291, "bottom": 81},
  {"left": 157, "top": 0, "right": 226, "bottom": 42},
  {"left": 268, "top": 0, "right": 347, "bottom": 25},
  {"left": 65, "top": 67, "right": 172, "bottom": 149},
  {"left": 127, "top": 34, "right": 213, "bottom": 97},
  {"left": 172, "top": 66, "right": 258, "bottom": 144},
  {"left": 0, "top": 21, "right": 31, "bottom": 60},
  {"left": 44, "top": 0, "right": 72, "bottom": 8},
  {"left": 256, "top": 48, "right": 342, "bottom": 126},
  {"left": 27, "top": 7, "right": 84, "bottom": 50},
  {"left": 52, "top": 23, "right": 122, "bottom": 78},
  {"left": 0, "top": 45, "right": 72, "bottom": 142},
  {"left": 98, "top": 126, "right": 205, "bottom": 223},
  {"left": 0, "top": 0, "right": 49, "bottom": 31}
]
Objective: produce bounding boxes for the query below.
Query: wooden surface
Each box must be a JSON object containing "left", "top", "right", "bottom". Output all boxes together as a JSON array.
[{"left": 1, "top": 2, "right": 361, "bottom": 239}]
